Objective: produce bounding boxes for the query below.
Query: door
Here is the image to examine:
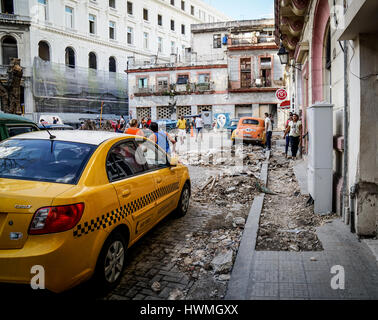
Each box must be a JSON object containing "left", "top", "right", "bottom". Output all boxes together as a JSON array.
[
  {"left": 106, "top": 140, "right": 157, "bottom": 240},
  {"left": 136, "top": 140, "right": 180, "bottom": 220}
]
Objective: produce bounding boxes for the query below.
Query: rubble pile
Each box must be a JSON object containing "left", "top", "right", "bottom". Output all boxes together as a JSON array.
[
  {"left": 256, "top": 155, "right": 335, "bottom": 251},
  {"left": 170, "top": 229, "right": 243, "bottom": 282}
]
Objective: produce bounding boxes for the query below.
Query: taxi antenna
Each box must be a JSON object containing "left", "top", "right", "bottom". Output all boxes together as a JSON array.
[{"left": 41, "top": 123, "right": 56, "bottom": 140}]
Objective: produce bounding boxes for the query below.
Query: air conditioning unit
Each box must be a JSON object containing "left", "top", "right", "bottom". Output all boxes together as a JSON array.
[{"left": 307, "top": 103, "right": 333, "bottom": 214}]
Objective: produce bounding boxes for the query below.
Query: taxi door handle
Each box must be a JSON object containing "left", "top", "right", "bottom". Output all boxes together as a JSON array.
[
  {"left": 122, "top": 189, "right": 131, "bottom": 197},
  {"left": 156, "top": 177, "right": 162, "bottom": 184}
]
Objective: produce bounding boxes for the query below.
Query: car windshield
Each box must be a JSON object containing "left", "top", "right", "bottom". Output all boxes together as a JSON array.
[
  {"left": 242, "top": 119, "right": 259, "bottom": 125},
  {"left": 0, "top": 139, "right": 96, "bottom": 184}
]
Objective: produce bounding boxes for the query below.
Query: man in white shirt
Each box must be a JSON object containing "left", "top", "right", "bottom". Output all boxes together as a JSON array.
[
  {"left": 264, "top": 113, "right": 273, "bottom": 151},
  {"left": 195, "top": 115, "right": 204, "bottom": 142},
  {"left": 283, "top": 113, "right": 302, "bottom": 159}
]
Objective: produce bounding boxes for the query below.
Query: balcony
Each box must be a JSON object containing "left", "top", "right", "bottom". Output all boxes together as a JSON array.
[
  {"left": 0, "top": 13, "right": 31, "bottom": 25},
  {"left": 133, "top": 82, "right": 215, "bottom": 96},
  {"left": 228, "top": 78, "right": 278, "bottom": 92}
]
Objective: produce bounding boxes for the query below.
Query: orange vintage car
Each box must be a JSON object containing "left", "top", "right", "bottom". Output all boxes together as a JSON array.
[{"left": 231, "top": 117, "right": 266, "bottom": 145}]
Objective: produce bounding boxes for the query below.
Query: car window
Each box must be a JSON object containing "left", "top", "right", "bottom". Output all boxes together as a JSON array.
[
  {"left": 0, "top": 139, "right": 96, "bottom": 184},
  {"left": 107, "top": 140, "right": 145, "bottom": 182},
  {"left": 135, "top": 140, "right": 168, "bottom": 171},
  {"left": 7, "top": 126, "right": 37, "bottom": 137},
  {"left": 242, "top": 119, "right": 259, "bottom": 125}
]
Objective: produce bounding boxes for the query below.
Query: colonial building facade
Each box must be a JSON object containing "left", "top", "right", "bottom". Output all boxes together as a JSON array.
[
  {"left": 127, "top": 19, "right": 286, "bottom": 130},
  {"left": 275, "top": 0, "right": 378, "bottom": 236},
  {"left": 0, "top": 0, "right": 229, "bottom": 123}
]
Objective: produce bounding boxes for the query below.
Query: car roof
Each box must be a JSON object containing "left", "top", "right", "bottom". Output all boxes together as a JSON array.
[
  {"left": 0, "top": 113, "right": 36, "bottom": 124},
  {"left": 8, "top": 130, "right": 129, "bottom": 145},
  {"left": 239, "top": 117, "right": 264, "bottom": 121}
]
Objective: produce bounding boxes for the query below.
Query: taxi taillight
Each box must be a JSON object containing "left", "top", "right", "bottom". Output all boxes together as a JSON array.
[{"left": 28, "top": 203, "right": 84, "bottom": 235}]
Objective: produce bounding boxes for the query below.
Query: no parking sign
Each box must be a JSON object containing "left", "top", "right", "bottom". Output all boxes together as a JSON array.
[{"left": 275, "top": 88, "right": 287, "bottom": 101}]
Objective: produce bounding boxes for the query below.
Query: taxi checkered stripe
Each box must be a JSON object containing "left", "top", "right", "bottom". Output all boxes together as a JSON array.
[{"left": 73, "top": 182, "right": 180, "bottom": 238}]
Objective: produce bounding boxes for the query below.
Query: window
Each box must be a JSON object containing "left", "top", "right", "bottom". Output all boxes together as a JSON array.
[
  {"left": 65, "top": 6, "right": 74, "bottom": 29},
  {"left": 38, "top": 0, "right": 48, "bottom": 21},
  {"left": 7, "top": 126, "right": 37, "bottom": 137},
  {"left": 240, "top": 57, "right": 251, "bottom": 88},
  {"left": 181, "top": 24, "right": 185, "bottom": 35},
  {"left": 177, "top": 74, "right": 188, "bottom": 84},
  {"left": 157, "top": 14, "right": 162, "bottom": 26},
  {"left": 38, "top": 41, "right": 50, "bottom": 61},
  {"left": 127, "top": 27, "right": 133, "bottom": 44},
  {"left": 109, "top": 56, "right": 116, "bottom": 72},
  {"left": 213, "top": 34, "right": 221, "bottom": 48},
  {"left": 170, "top": 19, "right": 175, "bottom": 31},
  {"left": 0, "top": 139, "right": 96, "bottom": 185},
  {"left": 143, "top": 8, "right": 148, "bottom": 21},
  {"left": 260, "top": 57, "right": 272, "bottom": 87},
  {"left": 157, "top": 76, "right": 168, "bottom": 90},
  {"left": 89, "top": 14, "right": 96, "bottom": 34},
  {"left": 138, "top": 77, "right": 148, "bottom": 89},
  {"left": 170, "top": 0, "right": 174, "bottom": 6},
  {"left": 65, "top": 47, "right": 75, "bottom": 68},
  {"left": 198, "top": 73, "right": 210, "bottom": 83},
  {"left": 109, "top": 21, "right": 116, "bottom": 40},
  {"left": 158, "top": 37, "right": 163, "bottom": 53},
  {"left": 106, "top": 141, "right": 145, "bottom": 182},
  {"left": 1, "top": 0, "right": 14, "bottom": 14},
  {"left": 242, "top": 119, "right": 259, "bottom": 125},
  {"left": 109, "top": 0, "right": 115, "bottom": 9},
  {"left": 89, "top": 52, "right": 97, "bottom": 69},
  {"left": 127, "top": 1, "right": 133, "bottom": 15},
  {"left": 136, "top": 140, "right": 168, "bottom": 170},
  {"left": 191, "top": 5, "right": 194, "bottom": 15},
  {"left": 143, "top": 32, "right": 149, "bottom": 49},
  {"left": 181, "top": 0, "right": 185, "bottom": 10},
  {"left": 1, "top": 36, "right": 17, "bottom": 65},
  {"left": 171, "top": 41, "right": 175, "bottom": 54}
]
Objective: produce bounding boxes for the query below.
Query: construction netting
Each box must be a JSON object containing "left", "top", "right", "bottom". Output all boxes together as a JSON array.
[{"left": 32, "top": 57, "right": 128, "bottom": 115}]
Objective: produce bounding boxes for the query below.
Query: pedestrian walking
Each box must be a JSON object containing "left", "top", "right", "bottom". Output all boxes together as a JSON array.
[
  {"left": 124, "top": 119, "right": 145, "bottom": 137},
  {"left": 264, "top": 112, "right": 273, "bottom": 151},
  {"left": 146, "top": 118, "right": 152, "bottom": 128},
  {"left": 176, "top": 116, "right": 187, "bottom": 145},
  {"left": 148, "top": 122, "right": 176, "bottom": 155},
  {"left": 283, "top": 113, "right": 302, "bottom": 159},
  {"left": 269, "top": 113, "right": 274, "bottom": 130},
  {"left": 284, "top": 112, "right": 293, "bottom": 158},
  {"left": 195, "top": 114, "right": 204, "bottom": 142}
]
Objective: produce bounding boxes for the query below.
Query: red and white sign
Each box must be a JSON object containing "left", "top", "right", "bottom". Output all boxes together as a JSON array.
[
  {"left": 279, "top": 100, "right": 291, "bottom": 109},
  {"left": 275, "top": 88, "right": 287, "bottom": 101}
]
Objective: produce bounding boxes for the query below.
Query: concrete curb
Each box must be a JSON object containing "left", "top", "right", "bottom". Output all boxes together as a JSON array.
[{"left": 225, "top": 150, "right": 270, "bottom": 300}]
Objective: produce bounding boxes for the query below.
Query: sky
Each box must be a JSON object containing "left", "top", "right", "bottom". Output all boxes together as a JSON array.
[{"left": 202, "top": 0, "right": 274, "bottom": 21}]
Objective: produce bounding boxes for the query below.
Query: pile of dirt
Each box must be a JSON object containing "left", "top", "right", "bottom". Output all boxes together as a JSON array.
[{"left": 256, "top": 155, "right": 335, "bottom": 251}]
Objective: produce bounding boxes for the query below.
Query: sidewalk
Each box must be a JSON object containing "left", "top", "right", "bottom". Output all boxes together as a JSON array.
[{"left": 226, "top": 153, "right": 378, "bottom": 300}]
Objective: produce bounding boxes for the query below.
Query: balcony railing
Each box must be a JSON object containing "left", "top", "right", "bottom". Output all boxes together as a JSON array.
[
  {"left": 0, "top": 13, "right": 31, "bottom": 24},
  {"left": 228, "top": 78, "right": 274, "bottom": 90},
  {"left": 133, "top": 82, "right": 214, "bottom": 95}
]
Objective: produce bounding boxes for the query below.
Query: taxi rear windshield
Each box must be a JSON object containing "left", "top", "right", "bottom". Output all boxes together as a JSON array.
[
  {"left": 242, "top": 119, "right": 259, "bottom": 125},
  {"left": 0, "top": 139, "right": 96, "bottom": 184}
]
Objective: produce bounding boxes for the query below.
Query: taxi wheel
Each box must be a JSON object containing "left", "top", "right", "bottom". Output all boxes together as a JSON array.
[
  {"left": 94, "top": 232, "right": 126, "bottom": 292},
  {"left": 174, "top": 183, "right": 190, "bottom": 218}
]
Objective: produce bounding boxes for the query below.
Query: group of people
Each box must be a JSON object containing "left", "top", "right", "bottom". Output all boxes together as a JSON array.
[
  {"left": 176, "top": 115, "right": 204, "bottom": 144},
  {"left": 264, "top": 112, "right": 302, "bottom": 159}
]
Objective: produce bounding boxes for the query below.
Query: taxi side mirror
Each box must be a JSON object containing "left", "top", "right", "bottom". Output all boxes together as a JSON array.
[{"left": 169, "top": 157, "right": 179, "bottom": 167}]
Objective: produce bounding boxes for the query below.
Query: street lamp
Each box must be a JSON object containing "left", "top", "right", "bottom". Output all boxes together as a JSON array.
[{"left": 277, "top": 45, "right": 289, "bottom": 65}]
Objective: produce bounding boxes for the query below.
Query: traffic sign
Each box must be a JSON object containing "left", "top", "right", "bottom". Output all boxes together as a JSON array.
[{"left": 275, "top": 88, "right": 287, "bottom": 101}]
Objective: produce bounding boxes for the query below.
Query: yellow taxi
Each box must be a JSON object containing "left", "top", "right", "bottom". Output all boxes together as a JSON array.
[
  {"left": 0, "top": 130, "right": 190, "bottom": 292},
  {"left": 231, "top": 117, "right": 266, "bottom": 145}
]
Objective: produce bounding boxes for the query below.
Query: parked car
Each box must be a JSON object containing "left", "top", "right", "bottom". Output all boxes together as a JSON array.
[
  {"left": 156, "top": 119, "right": 177, "bottom": 132},
  {"left": 231, "top": 117, "right": 266, "bottom": 145},
  {"left": 226, "top": 118, "right": 240, "bottom": 137},
  {"left": 0, "top": 113, "right": 39, "bottom": 142},
  {"left": 38, "top": 124, "right": 74, "bottom": 130},
  {"left": 0, "top": 130, "right": 191, "bottom": 293}
]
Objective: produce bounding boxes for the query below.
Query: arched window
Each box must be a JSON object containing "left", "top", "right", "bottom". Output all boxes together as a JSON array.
[
  {"left": 65, "top": 47, "right": 75, "bottom": 68},
  {"left": 38, "top": 41, "right": 50, "bottom": 61},
  {"left": 109, "top": 56, "right": 116, "bottom": 72},
  {"left": 2, "top": 35, "right": 17, "bottom": 65},
  {"left": 89, "top": 52, "right": 97, "bottom": 69}
]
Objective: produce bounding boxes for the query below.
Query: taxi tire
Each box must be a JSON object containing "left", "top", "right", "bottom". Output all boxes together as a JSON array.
[
  {"left": 94, "top": 231, "right": 127, "bottom": 292},
  {"left": 174, "top": 183, "right": 190, "bottom": 218}
]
